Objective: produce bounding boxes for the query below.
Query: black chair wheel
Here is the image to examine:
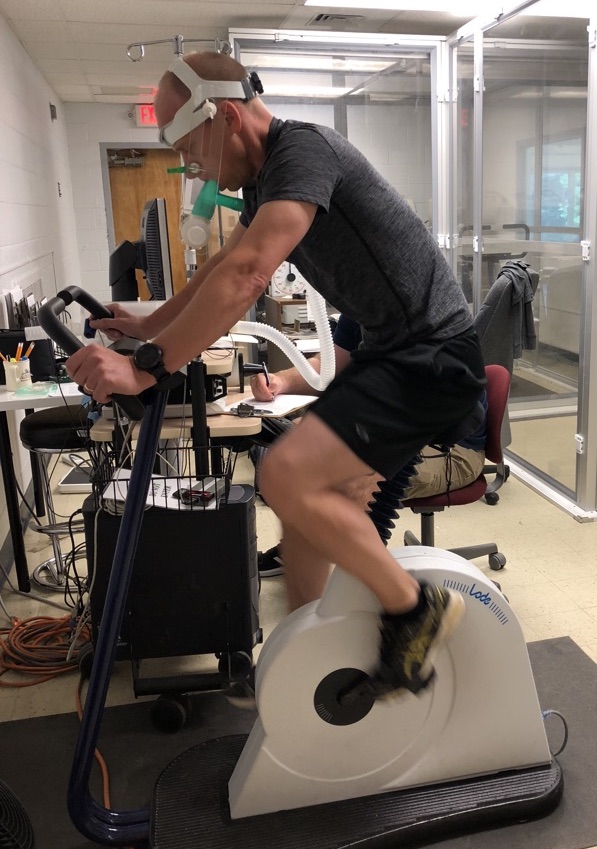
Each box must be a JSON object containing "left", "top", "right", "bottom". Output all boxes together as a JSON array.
[
  {"left": 485, "top": 491, "right": 500, "bottom": 505},
  {"left": 149, "top": 693, "right": 192, "bottom": 733},
  {"left": 489, "top": 552, "right": 506, "bottom": 571}
]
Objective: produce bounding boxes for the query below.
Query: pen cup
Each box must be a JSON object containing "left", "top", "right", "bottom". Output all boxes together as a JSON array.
[
  {"left": 3, "top": 360, "right": 32, "bottom": 391},
  {"left": 3, "top": 362, "right": 20, "bottom": 391}
]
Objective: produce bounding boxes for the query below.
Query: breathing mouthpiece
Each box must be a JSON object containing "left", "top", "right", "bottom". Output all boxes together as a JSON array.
[
  {"left": 167, "top": 163, "right": 201, "bottom": 175},
  {"left": 180, "top": 180, "right": 244, "bottom": 249}
]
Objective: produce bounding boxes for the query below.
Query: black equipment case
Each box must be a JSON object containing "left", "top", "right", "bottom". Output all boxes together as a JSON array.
[{"left": 82, "top": 483, "right": 260, "bottom": 695}]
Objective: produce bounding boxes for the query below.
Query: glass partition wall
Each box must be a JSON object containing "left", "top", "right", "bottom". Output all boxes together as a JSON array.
[
  {"left": 449, "top": 6, "right": 597, "bottom": 517},
  {"left": 231, "top": 14, "right": 597, "bottom": 517},
  {"left": 230, "top": 31, "right": 443, "bottom": 235}
]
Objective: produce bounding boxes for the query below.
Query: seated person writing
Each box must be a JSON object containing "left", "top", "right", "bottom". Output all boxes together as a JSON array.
[{"left": 251, "top": 314, "right": 487, "bottom": 577}]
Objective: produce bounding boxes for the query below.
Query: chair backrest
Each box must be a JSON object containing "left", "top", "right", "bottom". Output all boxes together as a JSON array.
[{"left": 484, "top": 364, "right": 511, "bottom": 465}]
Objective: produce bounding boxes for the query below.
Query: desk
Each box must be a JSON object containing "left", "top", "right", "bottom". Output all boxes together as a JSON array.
[
  {"left": 0, "top": 383, "right": 84, "bottom": 592},
  {"left": 0, "top": 355, "right": 250, "bottom": 593},
  {"left": 89, "top": 391, "right": 263, "bottom": 443}
]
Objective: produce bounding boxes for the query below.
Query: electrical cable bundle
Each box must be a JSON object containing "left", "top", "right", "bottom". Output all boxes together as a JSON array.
[{"left": 0, "top": 614, "right": 91, "bottom": 687}]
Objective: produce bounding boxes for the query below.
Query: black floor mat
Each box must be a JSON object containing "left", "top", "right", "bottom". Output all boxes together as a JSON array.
[{"left": 0, "top": 637, "right": 594, "bottom": 849}]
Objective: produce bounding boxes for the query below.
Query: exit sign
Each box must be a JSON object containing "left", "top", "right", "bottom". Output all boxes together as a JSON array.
[{"left": 135, "top": 104, "right": 157, "bottom": 127}]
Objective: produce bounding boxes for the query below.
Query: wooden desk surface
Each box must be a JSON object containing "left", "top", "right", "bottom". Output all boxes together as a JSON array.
[{"left": 90, "top": 390, "right": 262, "bottom": 441}]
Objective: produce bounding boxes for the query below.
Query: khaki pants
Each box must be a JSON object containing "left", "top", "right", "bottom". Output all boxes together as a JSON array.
[{"left": 404, "top": 445, "right": 486, "bottom": 500}]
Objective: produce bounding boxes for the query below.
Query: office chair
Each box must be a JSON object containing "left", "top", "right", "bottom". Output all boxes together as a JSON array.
[
  {"left": 19, "top": 405, "right": 89, "bottom": 590},
  {"left": 473, "top": 259, "right": 539, "bottom": 504},
  {"left": 402, "top": 364, "right": 511, "bottom": 571}
]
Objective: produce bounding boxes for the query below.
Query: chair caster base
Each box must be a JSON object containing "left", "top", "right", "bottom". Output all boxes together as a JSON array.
[
  {"left": 489, "top": 552, "right": 507, "bottom": 571},
  {"left": 30, "top": 559, "right": 79, "bottom": 592}
]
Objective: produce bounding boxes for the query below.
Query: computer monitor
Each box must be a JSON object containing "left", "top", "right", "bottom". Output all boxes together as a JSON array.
[{"left": 108, "top": 198, "right": 174, "bottom": 301}]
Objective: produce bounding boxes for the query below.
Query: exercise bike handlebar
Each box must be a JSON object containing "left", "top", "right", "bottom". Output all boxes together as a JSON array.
[{"left": 38, "top": 285, "right": 145, "bottom": 421}]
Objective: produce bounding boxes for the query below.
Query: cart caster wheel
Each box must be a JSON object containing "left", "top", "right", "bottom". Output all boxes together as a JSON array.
[
  {"left": 489, "top": 552, "right": 506, "bottom": 571},
  {"left": 150, "top": 693, "right": 192, "bottom": 733},
  {"left": 78, "top": 643, "right": 94, "bottom": 680},
  {"left": 485, "top": 492, "right": 500, "bottom": 505},
  {"left": 218, "top": 651, "right": 253, "bottom": 682}
]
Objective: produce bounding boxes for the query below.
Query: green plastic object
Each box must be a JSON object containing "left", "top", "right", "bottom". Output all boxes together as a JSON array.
[{"left": 192, "top": 180, "right": 244, "bottom": 218}]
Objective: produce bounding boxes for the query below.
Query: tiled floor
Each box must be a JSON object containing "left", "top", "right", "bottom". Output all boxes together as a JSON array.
[{"left": 2, "top": 449, "right": 597, "bottom": 845}]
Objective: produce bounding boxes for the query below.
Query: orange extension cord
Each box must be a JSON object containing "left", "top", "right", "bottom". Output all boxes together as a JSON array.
[
  {"left": 74, "top": 679, "right": 137, "bottom": 847},
  {"left": 0, "top": 614, "right": 90, "bottom": 686},
  {"left": 1, "top": 614, "right": 135, "bottom": 844}
]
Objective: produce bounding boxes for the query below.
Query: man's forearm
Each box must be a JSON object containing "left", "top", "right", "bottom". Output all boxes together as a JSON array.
[
  {"left": 273, "top": 344, "right": 350, "bottom": 394},
  {"left": 142, "top": 250, "right": 227, "bottom": 339},
  {"left": 152, "top": 254, "right": 267, "bottom": 374},
  {"left": 276, "top": 357, "right": 322, "bottom": 395}
]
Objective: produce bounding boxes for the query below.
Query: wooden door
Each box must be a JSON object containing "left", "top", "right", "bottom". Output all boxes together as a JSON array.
[{"left": 108, "top": 148, "right": 191, "bottom": 298}]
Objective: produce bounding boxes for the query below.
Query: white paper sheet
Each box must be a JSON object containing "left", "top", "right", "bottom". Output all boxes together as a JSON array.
[{"left": 223, "top": 394, "right": 318, "bottom": 417}]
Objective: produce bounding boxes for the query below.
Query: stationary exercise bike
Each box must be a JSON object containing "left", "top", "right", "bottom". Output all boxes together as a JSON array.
[{"left": 39, "top": 288, "right": 563, "bottom": 849}]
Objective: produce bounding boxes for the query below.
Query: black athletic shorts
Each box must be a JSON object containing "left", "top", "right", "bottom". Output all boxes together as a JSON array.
[{"left": 309, "top": 326, "right": 486, "bottom": 481}]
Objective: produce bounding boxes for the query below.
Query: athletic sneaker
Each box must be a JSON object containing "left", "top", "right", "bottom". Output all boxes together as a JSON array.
[
  {"left": 223, "top": 669, "right": 257, "bottom": 710},
  {"left": 258, "top": 545, "right": 284, "bottom": 578},
  {"left": 366, "top": 582, "right": 465, "bottom": 699}
]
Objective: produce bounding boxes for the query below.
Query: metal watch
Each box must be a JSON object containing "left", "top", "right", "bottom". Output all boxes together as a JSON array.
[{"left": 132, "top": 342, "right": 171, "bottom": 384}]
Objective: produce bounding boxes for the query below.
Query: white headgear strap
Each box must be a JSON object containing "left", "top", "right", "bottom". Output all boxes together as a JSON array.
[{"left": 159, "top": 57, "right": 259, "bottom": 146}]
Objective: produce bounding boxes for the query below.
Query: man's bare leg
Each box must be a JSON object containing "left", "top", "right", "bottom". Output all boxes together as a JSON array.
[
  {"left": 259, "top": 413, "right": 420, "bottom": 615},
  {"left": 259, "top": 413, "right": 464, "bottom": 700},
  {"left": 281, "top": 524, "right": 332, "bottom": 611}
]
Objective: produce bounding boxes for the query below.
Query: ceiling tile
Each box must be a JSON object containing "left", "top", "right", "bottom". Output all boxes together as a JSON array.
[
  {"left": 0, "top": 0, "right": 64, "bottom": 21},
  {"left": 59, "top": 0, "right": 294, "bottom": 26},
  {"left": 27, "top": 42, "right": 80, "bottom": 59},
  {"left": 36, "top": 58, "right": 83, "bottom": 73},
  {"left": 10, "top": 19, "right": 75, "bottom": 42},
  {"left": 67, "top": 22, "right": 226, "bottom": 45}
]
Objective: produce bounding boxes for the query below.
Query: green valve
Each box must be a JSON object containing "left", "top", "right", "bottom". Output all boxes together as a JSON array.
[{"left": 192, "top": 180, "right": 244, "bottom": 217}]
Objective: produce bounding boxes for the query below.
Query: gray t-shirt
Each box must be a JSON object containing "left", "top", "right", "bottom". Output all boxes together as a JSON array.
[{"left": 240, "top": 117, "right": 472, "bottom": 351}]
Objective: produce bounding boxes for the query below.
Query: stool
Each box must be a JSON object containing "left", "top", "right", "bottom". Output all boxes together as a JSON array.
[{"left": 19, "top": 405, "right": 90, "bottom": 590}]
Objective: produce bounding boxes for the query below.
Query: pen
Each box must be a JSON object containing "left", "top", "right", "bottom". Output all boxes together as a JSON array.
[{"left": 24, "top": 342, "right": 35, "bottom": 358}]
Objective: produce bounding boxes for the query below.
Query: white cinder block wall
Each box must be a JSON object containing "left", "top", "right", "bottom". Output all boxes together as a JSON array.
[
  {"left": 0, "top": 17, "right": 80, "bottom": 290},
  {"left": 0, "top": 14, "right": 81, "bottom": 568}
]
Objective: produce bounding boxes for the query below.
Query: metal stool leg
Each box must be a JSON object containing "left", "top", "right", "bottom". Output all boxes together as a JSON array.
[{"left": 30, "top": 452, "right": 82, "bottom": 591}]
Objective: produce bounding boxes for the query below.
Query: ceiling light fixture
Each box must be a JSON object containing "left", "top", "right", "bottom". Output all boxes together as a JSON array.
[
  {"left": 303, "top": 0, "right": 480, "bottom": 13},
  {"left": 519, "top": 0, "right": 591, "bottom": 16},
  {"left": 264, "top": 84, "right": 353, "bottom": 97}
]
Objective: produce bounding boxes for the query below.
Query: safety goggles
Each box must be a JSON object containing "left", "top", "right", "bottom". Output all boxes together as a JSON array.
[{"left": 159, "top": 57, "right": 263, "bottom": 147}]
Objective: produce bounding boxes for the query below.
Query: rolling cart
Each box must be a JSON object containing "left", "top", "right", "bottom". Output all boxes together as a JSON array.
[{"left": 46, "top": 287, "right": 261, "bottom": 731}]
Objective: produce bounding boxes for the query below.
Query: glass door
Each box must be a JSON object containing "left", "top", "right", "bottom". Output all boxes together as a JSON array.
[{"left": 481, "top": 16, "right": 589, "bottom": 498}]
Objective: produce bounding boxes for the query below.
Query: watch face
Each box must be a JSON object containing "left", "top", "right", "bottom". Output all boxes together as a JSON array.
[
  {"left": 271, "top": 262, "right": 308, "bottom": 296},
  {"left": 136, "top": 343, "right": 162, "bottom": 370}
]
